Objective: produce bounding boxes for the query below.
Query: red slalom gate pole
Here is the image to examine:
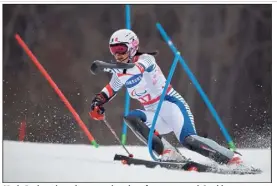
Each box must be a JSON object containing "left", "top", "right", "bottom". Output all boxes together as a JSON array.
[
  {"left": 15, "top": 33, "right": 99, "bottom": 148},
  {"left": 19, "top": 119, "right": 26, "bottom": 141}
]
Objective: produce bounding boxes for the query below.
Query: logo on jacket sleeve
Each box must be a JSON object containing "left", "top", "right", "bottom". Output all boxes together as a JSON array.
[{"left": 125, "top": 74, "right": 143, "bottom": 88}]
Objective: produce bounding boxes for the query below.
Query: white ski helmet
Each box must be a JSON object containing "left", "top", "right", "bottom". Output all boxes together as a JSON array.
[{"left": 109, "top": 29, "right": 139, "bottom": 58}]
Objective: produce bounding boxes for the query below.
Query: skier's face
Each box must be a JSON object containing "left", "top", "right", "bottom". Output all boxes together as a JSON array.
[
  {"left": 110, "top": 44, "right": 129, "bottom": 63},
  {"left": 114, "top": 53, "right": 129, "bottom": 63}
]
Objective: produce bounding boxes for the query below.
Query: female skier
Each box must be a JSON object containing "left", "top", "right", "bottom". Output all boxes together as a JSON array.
[{"left": 90, "top": 29, "right": 241, "bottom": 165}]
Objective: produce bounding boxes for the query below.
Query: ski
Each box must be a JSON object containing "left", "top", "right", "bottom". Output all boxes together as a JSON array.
[{"left": 113, "top": 154, "right": 262, "bottom": 175}]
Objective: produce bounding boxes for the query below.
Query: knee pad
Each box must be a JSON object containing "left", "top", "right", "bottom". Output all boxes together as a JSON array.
[{"left": 127, "top": 109, "right": 147, "bottom": 122}]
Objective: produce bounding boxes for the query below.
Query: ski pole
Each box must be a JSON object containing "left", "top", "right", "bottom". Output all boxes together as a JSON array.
[{"left": 102, "top": 117, "right": 133, "bottom": 158}]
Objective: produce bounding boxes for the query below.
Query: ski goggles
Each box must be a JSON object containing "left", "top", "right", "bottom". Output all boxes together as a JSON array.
[{"left": 109, "top": 44, "right": 128, "bottom": 55}]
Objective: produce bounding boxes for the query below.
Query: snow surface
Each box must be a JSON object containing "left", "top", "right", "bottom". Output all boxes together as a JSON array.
[{"left": 3, "top": 140, "right": 271, "bottom": 182}]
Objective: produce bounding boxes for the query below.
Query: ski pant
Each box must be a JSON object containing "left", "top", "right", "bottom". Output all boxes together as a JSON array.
[
  {"left": 126, "top": 95, "right": 235, "bottom": 164},
  {"left": 127, "top": 95, "right": 196, "bottom": 142}
]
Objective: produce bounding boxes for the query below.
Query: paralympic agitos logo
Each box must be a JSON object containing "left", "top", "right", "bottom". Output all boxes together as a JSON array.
[{"left": 131, "top": 89, "right": 147, "bottom": 97}]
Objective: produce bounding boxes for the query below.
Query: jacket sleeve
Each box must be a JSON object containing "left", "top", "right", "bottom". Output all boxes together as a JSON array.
[{"left": 100, "top": 73, "right": 124, "bottom": 102}]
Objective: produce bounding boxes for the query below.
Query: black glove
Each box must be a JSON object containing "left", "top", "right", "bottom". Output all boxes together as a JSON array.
[{"left": 91, "top": 92, "right": 108, "bottom": 111}]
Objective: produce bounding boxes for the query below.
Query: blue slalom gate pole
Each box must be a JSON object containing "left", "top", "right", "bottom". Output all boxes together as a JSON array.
[
  {"left": 155, "top": 22, "right": 236, "bottom": 151},
  {"left": 148, "top": 52, "right": 181, "bottom": 161},
  {"left": 121, "top": 4, "right": 131, "bottom": 145},
  {"left": 125, "top": 5, "right": 131, "bottom": 30}
]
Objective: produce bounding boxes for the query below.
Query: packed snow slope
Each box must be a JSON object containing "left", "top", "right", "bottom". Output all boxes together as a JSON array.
[{"left": 3, "top": 140, "right": 271, "bottom": 182}]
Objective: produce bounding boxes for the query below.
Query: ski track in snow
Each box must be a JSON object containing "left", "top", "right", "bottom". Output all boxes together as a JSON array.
[{"left": 3, "top": 140, "right": 271, "bottom": 182}]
